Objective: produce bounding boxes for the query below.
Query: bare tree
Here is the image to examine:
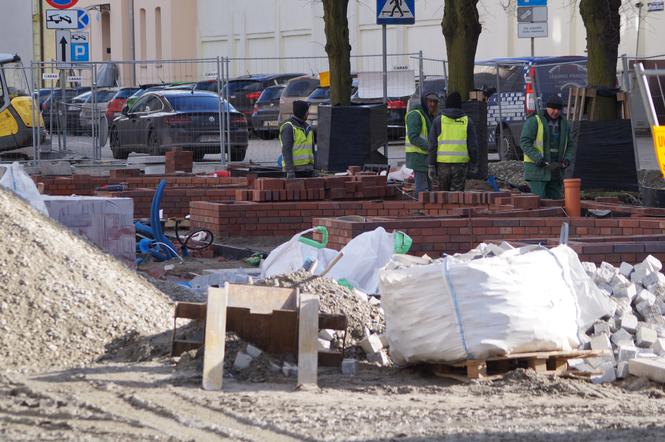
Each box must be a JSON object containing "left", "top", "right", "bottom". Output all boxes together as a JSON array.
[
  {"left": 322, "top": 0, "right": 352, "bottom": 106},
  {"left": 442, "top": 0, "right": 482, "bottom": 100},
  {"left": 579, "top": 0, "right": 621, "bottom": 120}
]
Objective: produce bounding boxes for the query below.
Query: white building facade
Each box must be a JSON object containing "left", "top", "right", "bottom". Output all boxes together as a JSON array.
[{"left": 197, "top": 0, "right": 665, "bottom": 77}]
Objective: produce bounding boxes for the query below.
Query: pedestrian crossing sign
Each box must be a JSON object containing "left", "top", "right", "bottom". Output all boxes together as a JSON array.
[{"left": 377, "top": 0, "right": 415, "bottom": 25}]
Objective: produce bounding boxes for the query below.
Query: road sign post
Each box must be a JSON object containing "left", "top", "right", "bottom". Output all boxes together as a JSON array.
[
  {"left": 517, "top": 0, "right": 548, "bottom": 57},
  {"left": 376, "top": 0, "right": 415, "bottom": 162}
]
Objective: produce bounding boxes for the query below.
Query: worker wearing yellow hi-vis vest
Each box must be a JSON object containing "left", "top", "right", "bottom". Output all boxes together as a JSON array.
[
  {"left": 520, "top": 95, "right": 576, "bottom": 199},
  {"left": 405, "top": 92, "right": 439, "bottom": 195},
  {"left": 279, "top": 100, "right": 315, "bottom": 179},
  {"left": 427, "top": 92, "right": 479, "bottom": 191}
]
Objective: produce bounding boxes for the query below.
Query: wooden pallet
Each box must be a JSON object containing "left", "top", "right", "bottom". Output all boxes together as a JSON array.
[{"left": 431, "top": 350, "right": 608, "bottom": 381}]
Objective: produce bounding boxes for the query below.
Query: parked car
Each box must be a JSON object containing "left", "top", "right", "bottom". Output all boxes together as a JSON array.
[
  {"left": 78, "top": 88, "right": 119, "bottom": 134},
  {"left": 109, "top": 90, "right": 248, "bottom": 162},
  {"left": 475, "top": 56, "right": 587, "bottom": 160},
  {"left": 105, "top": 87, "right": 140, "bottom": 121},
  {"left": 278, "top": 75, "right": 320, "bottom": 123},
  {"left": 40, "top": 87, "right": 90, "bottom": 133},
  {"left": 224, "top": 73, "right": 305, "bottom": 126},
  {"left": 250, "top": 85, "right": 285, "bottom": 139}
]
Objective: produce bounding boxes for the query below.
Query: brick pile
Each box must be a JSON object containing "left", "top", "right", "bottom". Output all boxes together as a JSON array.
[{"left": 234, "top": 175, "right": 395, "bottom": 202}]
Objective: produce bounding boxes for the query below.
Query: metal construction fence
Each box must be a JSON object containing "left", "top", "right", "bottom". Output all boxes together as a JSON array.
[{"left": 19, "top": 52, "right": 443, "bottom": 165}]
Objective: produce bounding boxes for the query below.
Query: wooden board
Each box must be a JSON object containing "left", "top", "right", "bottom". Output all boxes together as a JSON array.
[
  {"left": 202, "top": 287, "right": 228, "bottom": 391},
  {"left": 297, "top": 293, "right": 319, "bottom": 388}
]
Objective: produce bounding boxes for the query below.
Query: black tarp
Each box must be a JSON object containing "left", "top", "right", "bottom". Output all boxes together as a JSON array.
[{"left": 571, "top": 120, "right": 638, "bottom": 191}]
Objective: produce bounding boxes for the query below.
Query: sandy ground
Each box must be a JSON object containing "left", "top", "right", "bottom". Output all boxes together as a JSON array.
[{"left": 3, "top": 358, "right": 665, "bottom": 442}]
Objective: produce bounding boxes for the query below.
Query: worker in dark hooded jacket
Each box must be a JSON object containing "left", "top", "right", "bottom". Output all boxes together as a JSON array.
[
  {"left": 279, "top": 100, "right": 315, "bottom": 178},
  {"left": 427, "top": 91, "right": 479, "bottom": 191},
  {"left": 405, "top": 92, "right": 439, "bottom": 194}
]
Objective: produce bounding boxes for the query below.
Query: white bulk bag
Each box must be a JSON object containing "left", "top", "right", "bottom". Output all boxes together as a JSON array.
[{"left": 379, "top": 244, "right": 614, "bottom": 365}]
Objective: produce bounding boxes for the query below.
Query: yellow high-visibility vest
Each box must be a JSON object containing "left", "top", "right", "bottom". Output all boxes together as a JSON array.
[
  {"left": 405, "top": 109, "right": 428, "bottom": 155},
  {"left": 524, "top": 115, "right": 544, "bottom": 164},
  {"left": 279, "top": 121, "right": 314, "bottom": 169},
  {"left": 436, "top": 115, "right": 469, "bottom": 163}
]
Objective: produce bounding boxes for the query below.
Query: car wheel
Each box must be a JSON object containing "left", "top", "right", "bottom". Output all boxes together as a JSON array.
[
  {"left": 499, "top": 131, "right": 522, "bottom": 161},
  {"left": 109, "top": 127, "right": 120, "bottom": 148},
  {"left": 230, "top": 146, "right": 246, "bottom": 162}
]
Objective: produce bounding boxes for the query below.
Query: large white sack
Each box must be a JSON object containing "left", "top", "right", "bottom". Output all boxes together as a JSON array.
[
  {"left": 260, "top": 227, "right": 337, "bottom": 278},
  {"left": 0, "top": 162, "right": 48, "bottom": 215},
  {"left": 379, "top": 244, "right": 614, "bottom": 365}
]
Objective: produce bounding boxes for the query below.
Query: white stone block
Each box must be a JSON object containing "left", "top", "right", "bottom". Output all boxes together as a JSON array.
[
  {"left": 341, "top": 358, "right": 358, "bottom": 375},
  {"left": 233, "top": 351, "right": 253, "bottom": 370},
  {"left": 359, "top": 334, "right": 383, "bottom": 354},
  {"left": 613, "top": 283, "right": 638, "bottom": 300},
  {"left": 620, "top": 314, "right": 639, "bottom": 333},
  {"left": 628, "top": 357, "right": 665, "bottom": 383},
  {"left": 619, "top": 262, "right": 634, "bottom": 278},
  {"left": 638, "top": 350, "right": 658, "bottom": 358},
  {"left": 353, "top": 289, "right": 368, "bottom": 302},
  {"left": 367, "top": 350, "right": 390, "bottom": 366},
  {"left": 596, "top": 262, "right": 617, "bottom": 285},
  {"left": 245, "top": 344, "right": 262, "bottom": 359},
  {"left": 617, "top": 345, "right": 639, "bottom": 362},
  {"left": 611, "top": 328, "right": 634, "bottom": 347},
  {"left": 596, "top": 282, "right": 613, "bottom": 297},
  {"left": 591, "top": 366, "right": 617, "bottom": 384},
  {"left": 637, "top": 326, "right": 658, "bottom": 348},
  {"left": 368, "top": 296, "right": 381, "bottom": 306},
  {"left": 644, "top": 255, "right": 663, "bottom": 272},
  {"left": 379, "top": 334, "right": 389, "bottom": 348},
  {"left": 318, "top": 329, "right": 336, "bottom": 341},
  {"left": 590, "top": 334, "right": 613, "bottom": 352},
  {"left": 612, "top": 297, "right": 632, "bottom": 318},
  {"left": 282, "top": 362, "right": 298, "bottom": 377},
  {"left": 593, "top": 322, "right": 611, "bottom": 336},
  {"left": 655, "top": 338, "right": 665, "bottom": 356},
  {"left": 642, "top": 272, "right": 665, "bottom": 290},
  {"left": 317, "top": 338, "right": 331, "bottom": 351},
  {"left": 582, "top": 262, "right": 597, "bottom": 277},
  {"left": 616, "top": 361, "right": 630, "bottom": 379}
]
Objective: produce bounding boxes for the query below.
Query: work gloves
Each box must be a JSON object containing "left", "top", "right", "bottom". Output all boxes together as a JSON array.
[
  {"left": 428, "top": 165, "right": 437, "bottom": 182},
  {"left": 286, "top": 171, "right": 296, "bottom": 180}
]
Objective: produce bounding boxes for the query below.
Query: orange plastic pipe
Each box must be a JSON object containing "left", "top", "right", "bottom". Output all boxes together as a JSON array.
[{"left": 564, "top": 178, "right": 582, "bottom": 217}]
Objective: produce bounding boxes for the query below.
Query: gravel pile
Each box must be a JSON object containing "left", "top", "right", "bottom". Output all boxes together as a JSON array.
[
  {"left": 489, "top": 160, "right": 527, "bottom": 187},
  {"left": 0, "top": 188, "right": 173, "bottom": 372},
  {"left": 263, "top": 270, "right": 385, "bottom": 339},
  {"left": 638, "top": 169, "right": 665, "bottom": 189}
]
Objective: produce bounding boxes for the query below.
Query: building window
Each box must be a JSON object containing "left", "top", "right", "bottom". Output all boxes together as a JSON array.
[
  {"left": 155, "top": 7, "right": 162, "bottom": 60},
  {"left": 139, "top": 8, "right": 146, "bottom": 60}
]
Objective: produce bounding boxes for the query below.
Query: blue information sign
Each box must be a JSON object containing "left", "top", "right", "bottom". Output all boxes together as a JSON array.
[
  {"left": 517, "top": 0, "right": 547, "bottom": 6},
  {"left": 376, "top": 0, "right": 415, "bottom": 25}
]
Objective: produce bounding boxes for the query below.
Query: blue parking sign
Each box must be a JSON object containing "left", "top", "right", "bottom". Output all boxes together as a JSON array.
[
  {"left": 377, "top": 0, "right": 415, "bottom": 25},
  {"left": 517, "top": 0, "right": 547, "bottom": 5},
  {"left": 71, "top": 43, "right": 89, "bottom": 62}
]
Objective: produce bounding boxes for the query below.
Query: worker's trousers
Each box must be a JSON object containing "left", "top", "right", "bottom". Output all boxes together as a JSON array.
[
  {"left": 527, "top": 179, "right": 563, "bottom": 200},
  {"left": 437, "top": 163, "right": 468, "bottom": 191}
]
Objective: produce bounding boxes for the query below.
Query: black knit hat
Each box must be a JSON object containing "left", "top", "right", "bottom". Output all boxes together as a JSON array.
[
  {"left": 293, "top": 100, "right": 309, "bottom": 119},
  {"left": 545, "top": 95, "right": 563, "bottom": 110},
  {"left": 445, "top": 91, "right": 462, "bottom": 109}
]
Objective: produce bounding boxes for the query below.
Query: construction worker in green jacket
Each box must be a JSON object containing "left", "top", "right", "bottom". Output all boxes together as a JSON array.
[
  {"left": 520, "top": 95, "right": 576, "bottom": 199},
  {"left": 405, "top": 92, "right": 439, "bottom": 194}
]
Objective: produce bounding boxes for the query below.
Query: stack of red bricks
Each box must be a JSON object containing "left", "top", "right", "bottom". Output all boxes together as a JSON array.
[
  {"left": 165, "top": 150, "right": 193, "bottom": 174},
  {"left": 234, "top": 174, "right": 394, "bottom": 202}
]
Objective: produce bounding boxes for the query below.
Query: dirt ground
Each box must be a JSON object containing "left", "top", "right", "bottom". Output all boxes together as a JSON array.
[{"left": 3, "top": 357, "right": 665, "bottom": 441}]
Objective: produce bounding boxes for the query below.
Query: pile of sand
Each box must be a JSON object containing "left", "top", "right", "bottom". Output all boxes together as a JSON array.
[{"left": 0, "top": 188, "right": 173, "bottom": 372}]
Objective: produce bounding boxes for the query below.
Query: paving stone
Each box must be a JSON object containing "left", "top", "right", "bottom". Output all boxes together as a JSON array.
[
  {"left": 619, "top": 262, "right": 634, "bottom": 278},
  {"left": 628, "top": 357, "right": 665, "bottom": 383},
  {"left": 367, "top": 350, "right": 390, "bottom": 366},
  {"left": 582, "top": 262, "right": 597, "bottom": 277},
  {"left": 359, "top": 334, "right": 383, "bottom": 354},
  {"left": 591, "top": 365, "right": 617, "bottom": 384},
  {"left": 318, "top": 329, "right": 336, "bottom": 341},
  {"left": 593, "top": 321, "right": 612, "bottom": 336},
  {"left": 637, "top": 326, "right": 658, "bottom": 348},
  {"left": 245, "top": 344, "right": 262, "bottom": 359},
  {"left": 341, "top": 358, "right": 358, "bottom": 375},
  {"left": 233, "top": 351, "right": 253, "bottom": 370},
  {"left": 611, "top": 328, "right": 635, "bottom": 347},
  {"left": 617, "top": 345, "right": 639, "bottom": 363},
  {"left": 590, "top": 334, "right": 612, "bottom": 352},
  {"left": 317, "top": 338, "right": 331, "bottom": 351},
  {"left": 616, "top": 361, "right": 630, "bottom": 379},
  {"left": 620, "top": 314, "right": 639, "bottom": 334},
  {"left": 636, "top": 289, "right": 657, "bottom": 307},
  {"left": 596, "top": 262, "right": 617, "bottom": 285}
]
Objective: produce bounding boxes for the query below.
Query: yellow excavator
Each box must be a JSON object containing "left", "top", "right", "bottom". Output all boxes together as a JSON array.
[{"left": 0, "top": 53, "right": 44, "bottom": 152}]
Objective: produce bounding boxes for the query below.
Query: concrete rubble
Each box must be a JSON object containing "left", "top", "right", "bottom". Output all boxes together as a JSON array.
[{"left": 578, "top": 256, "right": 665, "bottom": 383}]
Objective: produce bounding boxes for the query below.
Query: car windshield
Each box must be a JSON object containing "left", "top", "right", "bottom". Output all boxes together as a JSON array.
[
  {"left": 284, "top": 78, "right": 319, "bottom": 97},
  {"left": 166, "top": 95, "right": 236, "bottom": 112},
  {"left": 258, "top": 86, "right": 284, "bottom": 101},
  {"left": 308, "top": 87, "right": 330, "bottom": 100},
  {"left": 474, "top": 64, "right": 524, "bottom": 93},
  {"left": 72, "top": 91, "right": 91, "bottom": 103}
]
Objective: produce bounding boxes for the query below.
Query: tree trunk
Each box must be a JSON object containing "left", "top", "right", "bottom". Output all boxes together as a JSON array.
[
  {"left": 442, "top": 0, "right": 481, "bottom": 101},
  {"left": 580, "top": 0, "right": 621, "bottom": 120},
  {"left": 323, "top": 0, "right": 352, "bottom": 106}
]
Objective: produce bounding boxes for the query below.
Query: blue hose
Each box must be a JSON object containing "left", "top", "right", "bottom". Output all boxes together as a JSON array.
[{"left": 134, "top": 179, "right": 179, "bottom": 262}]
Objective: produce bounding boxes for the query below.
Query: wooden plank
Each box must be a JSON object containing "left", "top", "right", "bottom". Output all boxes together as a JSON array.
[
  {"left": 202, "top": 287, "right": 228, "bottom": 391},
  {"left": 466, "top": 361, "right": 487, "bottom": 379},
  {"left": 297, "top": 293, "right": 319, "bottom": 388},
  {"left": 174, "top": 302, "right": 207, "bottom": 320},
  {"left": 528, "top": 358, "right": 548, "bottom": 373}
]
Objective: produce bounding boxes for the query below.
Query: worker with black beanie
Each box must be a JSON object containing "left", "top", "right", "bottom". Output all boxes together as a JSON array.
[
  {"left": 427, "top": 91, "right": 479, "bottom": 191},
  {"left": 279, "top": 100, "right": 316, "bottom": 178}
]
